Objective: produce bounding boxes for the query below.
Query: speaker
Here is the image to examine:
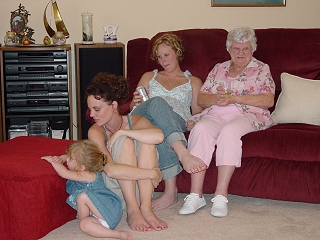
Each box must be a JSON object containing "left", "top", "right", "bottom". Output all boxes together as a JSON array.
[{"left": 75, "top": 43, "right": 125, "bottom": 139}]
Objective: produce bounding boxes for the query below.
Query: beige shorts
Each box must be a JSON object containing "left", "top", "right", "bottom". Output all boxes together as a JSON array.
[{"left": 102, "top": 136, "right": 141, "bottom": 211}]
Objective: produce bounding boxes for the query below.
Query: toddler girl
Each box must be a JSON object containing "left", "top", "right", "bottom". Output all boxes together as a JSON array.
[{"left": 42, "top": 140, "right": 132, "bottom": 240}]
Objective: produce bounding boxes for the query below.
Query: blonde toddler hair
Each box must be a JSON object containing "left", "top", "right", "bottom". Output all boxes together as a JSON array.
[{"left": 66, "top": 140, "right": 106, "bottom": 172}]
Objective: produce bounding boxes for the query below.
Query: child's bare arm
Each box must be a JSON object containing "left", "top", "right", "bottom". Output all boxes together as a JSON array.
[
  {"left": 41, "top": 156, "right": 94, "bottom": 182},
  {"left": 42, "top": 154, "right": 67, "bottom": 163},
  {"left": 41, "top": 156, "right": 71, "bottom": 178}
]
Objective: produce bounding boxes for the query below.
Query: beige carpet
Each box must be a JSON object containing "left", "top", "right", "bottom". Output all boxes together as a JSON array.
[{"left": 41, "top": 193, "right": 320, "bottom": 240}]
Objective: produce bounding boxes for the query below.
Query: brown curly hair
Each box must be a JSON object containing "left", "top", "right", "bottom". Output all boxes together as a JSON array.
[
  {"left": 85, "top": 72, "right": 130, "bottom": 114},
  {"left": 66, "top": 140, "right": 106, "bottom": 172},
  {"left": 150, "top": 33, "right": 185, "bottom": 64}
]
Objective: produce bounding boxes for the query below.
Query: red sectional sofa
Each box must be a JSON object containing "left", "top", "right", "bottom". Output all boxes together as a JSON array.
[{"left": 126, "top": 28, "right": 320, "bottom": 203}]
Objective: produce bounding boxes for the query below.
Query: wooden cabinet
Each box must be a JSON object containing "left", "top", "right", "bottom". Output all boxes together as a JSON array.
[
  {"left": 0, "top": 45, "right": 73, "bottom": 142},
  {"left": 74, "top": 42, "right": 125, "bottom": 139}
]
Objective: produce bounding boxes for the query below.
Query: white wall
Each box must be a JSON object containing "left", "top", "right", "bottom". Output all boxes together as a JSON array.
[
  {"left": 1, "top": 0, "right": 319, "bottom": 46},
  {"left": 1, "top": 0, "right": 319, "bottom": 139}
]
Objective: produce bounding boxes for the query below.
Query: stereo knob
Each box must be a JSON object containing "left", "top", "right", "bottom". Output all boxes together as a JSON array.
[{"left": 57, "top": 65, "right": 64, "bottom": 72}]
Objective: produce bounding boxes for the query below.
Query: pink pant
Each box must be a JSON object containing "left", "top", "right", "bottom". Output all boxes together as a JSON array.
[{"left": 188, "top": 105, "right": 256, "bottom": 167}]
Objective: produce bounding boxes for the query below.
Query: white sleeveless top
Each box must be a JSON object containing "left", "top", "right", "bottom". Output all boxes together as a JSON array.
[{"left": 148, "top": 69, "right": 193, "bottom": 121}]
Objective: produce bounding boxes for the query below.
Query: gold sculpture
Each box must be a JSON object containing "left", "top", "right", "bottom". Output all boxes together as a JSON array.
[{"left": 43, "top": 0, "right": 69, "bottom": 38}]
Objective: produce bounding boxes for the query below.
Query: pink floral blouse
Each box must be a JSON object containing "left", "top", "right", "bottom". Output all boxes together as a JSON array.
[{"left": 191, "top": 57, "right": 275, "bottom": 130}]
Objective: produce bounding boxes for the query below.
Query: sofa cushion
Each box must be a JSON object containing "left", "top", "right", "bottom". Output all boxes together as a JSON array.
[
  {"left": 271, "top": 73, "right": 320, "bottom": 126},
  {"left": 241, "top": 123, "right": 320, "bottom": 162}
]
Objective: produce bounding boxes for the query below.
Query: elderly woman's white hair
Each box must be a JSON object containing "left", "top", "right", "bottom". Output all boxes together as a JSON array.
[{"left": 226, "top": 26, "right": 257, "bottom": 53}]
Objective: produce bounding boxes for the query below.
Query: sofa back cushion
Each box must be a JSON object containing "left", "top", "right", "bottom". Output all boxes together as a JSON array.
[
  {"left": 127, "top": 28, "right": 320, "bottom": 105},
  {"left": 254, "top": 28, "right": 320, "bottom": 98},
  {"left": 123, "top": 28, "right": 319, "bottom": 117}
]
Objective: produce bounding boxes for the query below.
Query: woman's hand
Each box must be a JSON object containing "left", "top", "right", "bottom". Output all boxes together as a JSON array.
[
  {"left": 132, "top": 90, "right": 143, "bottom": 106},
  {"left": 216, "top": 85, "right": 233, "bottom": 106},
  {"left": 107, "top": 130, "right": 123, "bottom": 152},
  {"left": 185, "top": 120, "right": 196, "bottom": 131},
  {"left": 151, "top": 167, "right": 163, "bottom": 188}
]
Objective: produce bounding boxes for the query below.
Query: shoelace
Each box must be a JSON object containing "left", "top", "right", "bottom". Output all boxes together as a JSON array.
[
  {"left": 183, "top": 194, "right": 199, "bottom": 206},
  {"left": 211, "top": 195, "right": 228, "bottom": 208}
]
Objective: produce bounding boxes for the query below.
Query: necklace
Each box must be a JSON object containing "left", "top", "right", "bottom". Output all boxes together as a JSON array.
[
  {"left": 229, "top": 68, "right": 242, "bottom": 77},
  {"left": 165, "top": 72, "right": 182, "bottom": 85},
  {"left": 230, "top": 71, "right": 241, "bottom": 77},
  {"left": 230, "top": 64, "right": 245, "bottom": 77},
  {"left": 105, "top": 116, "right": 123, "bottom": 134}
]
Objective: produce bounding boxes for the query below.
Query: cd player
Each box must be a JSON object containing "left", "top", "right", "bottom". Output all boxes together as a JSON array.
[
  {"left": 6, "top": 81, "right": 68, "bottom": 92},
  {"left": 7, "top": 98, "right": 69, "bottom": 107},
  {"left": 4, "top": 51, "right": 67, "bottom": 62},
  {"left": 5, "top": 63, "right": 67, "bottom": 74}
]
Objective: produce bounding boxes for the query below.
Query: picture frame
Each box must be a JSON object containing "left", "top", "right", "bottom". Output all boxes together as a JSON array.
[
  {"left": 10, "top": 4, "right": 35, "bottom": 44},
  {"left": 211, "top": 0, "right": 286, "bottom": 7},
  {"left": 11, "top": 13, "right": 27, "bottom": 36}
]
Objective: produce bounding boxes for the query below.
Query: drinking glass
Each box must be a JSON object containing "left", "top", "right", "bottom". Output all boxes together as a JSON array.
[{"left": 219, "top": 81, "right": 232, "bottom": 98}]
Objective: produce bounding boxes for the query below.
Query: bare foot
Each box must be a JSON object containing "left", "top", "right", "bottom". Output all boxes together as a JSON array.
[
  {"left": 126, "top": 211, "right": 152, "bottom": 232},
  {"left": 141, "top": 208, "right": 168, "bottom": 231},
  {"left": 110, "top": 230, "right": 133, "bottom": 240},
  {"left": 152, "top": 191, "right": 178, "bottom": 210},
  {"left": 180, "top": 153, "right": 206, "bottom": 174},
  {"left": 118, "top": 230, "right": 133, "bottom": 240}
]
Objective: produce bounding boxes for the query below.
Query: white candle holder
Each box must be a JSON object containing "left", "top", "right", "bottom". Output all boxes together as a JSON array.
[{"left": 81, "top": 13, "right": 93, "bottom": 44}]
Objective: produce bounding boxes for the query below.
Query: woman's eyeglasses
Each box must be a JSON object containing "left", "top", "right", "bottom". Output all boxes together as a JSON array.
[{"left": 230, "top": 47, "right": 252, "bottom": 54}]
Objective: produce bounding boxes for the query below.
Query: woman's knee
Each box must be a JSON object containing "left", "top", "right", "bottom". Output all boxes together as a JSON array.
[
  {"left": 117, "top": 137, "right": 136, "bottom": 164},
  {"left": 191, "top": 120, "right": 212, "bottom": 137},
  {"left": 148, "top": 96, "right": 170, "bottom": 109},
  {"left": 122, "top": 137, "right": 135, "bottom": 149},
  {"left": 193, "top": 121, "right": 207, "bottom": 132},
  {"left": 149, "top": 96, "right": 166, "bottom": 104}
]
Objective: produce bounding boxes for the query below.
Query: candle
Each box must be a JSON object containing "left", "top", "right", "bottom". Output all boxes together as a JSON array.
[{"left": 81, "top": 13, "right": 93, "bottom": 44}]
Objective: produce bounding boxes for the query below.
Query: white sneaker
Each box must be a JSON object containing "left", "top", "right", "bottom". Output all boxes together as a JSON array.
[
  {"left": 179, "top": 193, "right": 206, "bottom": 215},
  {"left": 211, "top": 195, "right": 228, "bottom": 217}
]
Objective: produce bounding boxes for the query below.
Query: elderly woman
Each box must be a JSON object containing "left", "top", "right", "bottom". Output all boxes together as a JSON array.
[{"left": 179, "top": 26, "right": 275, "bottom": 217}]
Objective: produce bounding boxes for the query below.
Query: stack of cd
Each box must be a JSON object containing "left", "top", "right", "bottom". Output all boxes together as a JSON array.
[{"left": 27, "top": 118, "right": 50, "bottom": 138}]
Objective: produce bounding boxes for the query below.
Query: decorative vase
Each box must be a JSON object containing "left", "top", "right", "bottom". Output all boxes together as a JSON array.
[
  {"left": 52, "top": 31, "right": 66, "bottom": 45},
  {"left": 82, "top": 13, "right": 93, "bottom": 44},
  {"left": 103, "top": 25, "right": 118, "bottom": 44},
  {"left": 4, "top": 31, "right": 19, "bottom": 46}
]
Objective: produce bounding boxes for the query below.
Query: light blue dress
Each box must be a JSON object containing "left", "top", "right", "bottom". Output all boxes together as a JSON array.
[{"left": 66, "top": 171, "right": 122, "bottom": 230}]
